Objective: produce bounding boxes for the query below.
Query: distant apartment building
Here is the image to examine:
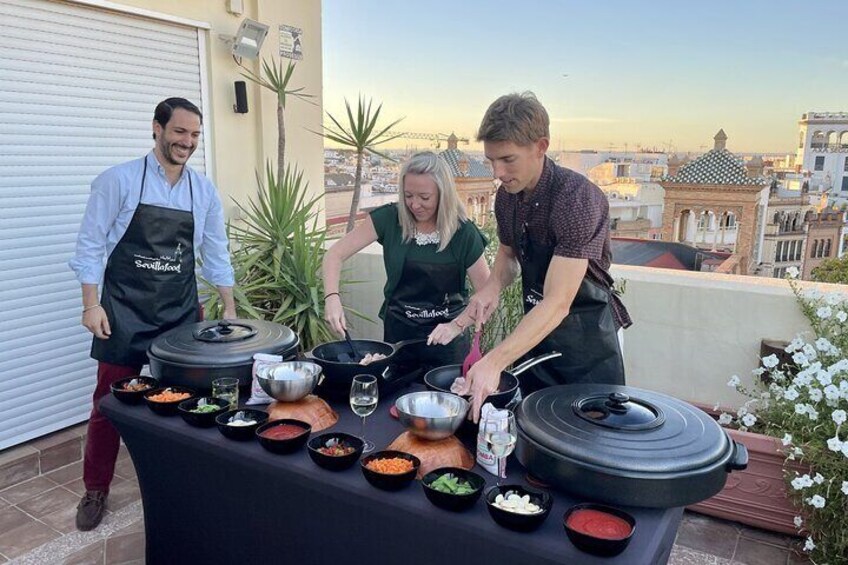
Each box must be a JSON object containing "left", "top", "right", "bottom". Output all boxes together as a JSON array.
[
  {"left": 796, "top": 111, "right": 848, "bottom": 204},
  {"left": 440, "top": 134, "right": 495, "bottom": 226},
  {"left": 587, "top": 159, "right": 666, "bottom": 239}
]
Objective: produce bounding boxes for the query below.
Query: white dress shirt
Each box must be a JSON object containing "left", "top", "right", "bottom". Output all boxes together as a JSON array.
[{"left": 69, "top": 152, "right": 235, "bottom": 287}]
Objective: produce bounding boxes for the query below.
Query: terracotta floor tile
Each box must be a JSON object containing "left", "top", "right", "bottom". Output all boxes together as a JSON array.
[
  {"left": 38, "top": 503, "right": 80, "bottom": 535},
  {"left": 45, "top": 461, "right": 84, "bottom": 486},
  {"left": 106, "top": 480, "right": 140, "bottom": 512},
  {"left": 0, "top": 520, "right": 60, "bottom": 559},
  {"left": 0, "top": 506, "right": 35, "bottom": 534},
  {"left": 62, "top": 539, "right": 105, "bottom": 565},
  {"left": 17, "top": 486, "right": 81, "bottom": 519},
  {"left": 104, "top": 525, "right": 144, "bottom": 564},
  {"left": 675, "top": 514, "right": 740, "bottom": 559},
  {"left": 0, "top": 476, "right": 58, "bottom": 505},
  {"left": 113, "top": 458, "right": 136, "bottom": 481},
  {"left": 732, "top": 536, "right": 791, "bottom": 565}
]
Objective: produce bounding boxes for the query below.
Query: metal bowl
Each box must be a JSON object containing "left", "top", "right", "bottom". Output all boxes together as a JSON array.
[
  {"left": 256, "top": 361, "right": 322, "bottom": 402},
  {"left": 395, "top": 391, "right": 469, "bottom": 440}
]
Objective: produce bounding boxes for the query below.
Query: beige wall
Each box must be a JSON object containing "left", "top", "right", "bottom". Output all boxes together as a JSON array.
[{"left": 83, "top": 0, "right": 324, "bottom": 219}]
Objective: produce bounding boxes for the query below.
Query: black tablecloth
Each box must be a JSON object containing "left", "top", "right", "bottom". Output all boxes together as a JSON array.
[{"left": 102, "top": 384, "right": 683, "bottom": 565}]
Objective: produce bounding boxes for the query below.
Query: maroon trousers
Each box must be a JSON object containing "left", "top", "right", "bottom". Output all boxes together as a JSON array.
[{"left": 83, "top": 361, "right": 142, "bottom": 492}]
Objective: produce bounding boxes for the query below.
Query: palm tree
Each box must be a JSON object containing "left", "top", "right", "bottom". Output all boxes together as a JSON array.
[
  {"left": 241, "top": 57, "right": 314, "bottom": 182},
  {"left": 317, "top": 97, "right": 402, "bottom": 232}
]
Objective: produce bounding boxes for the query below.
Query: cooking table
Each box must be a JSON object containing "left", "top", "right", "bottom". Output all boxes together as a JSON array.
[{"left": 101, "top": 382, "right": 683, "bottom": 565}]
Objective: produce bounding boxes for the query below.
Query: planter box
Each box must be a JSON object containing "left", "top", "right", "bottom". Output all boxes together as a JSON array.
[{"left": 687, "top": 403, "right": 804, "bottom": 536}]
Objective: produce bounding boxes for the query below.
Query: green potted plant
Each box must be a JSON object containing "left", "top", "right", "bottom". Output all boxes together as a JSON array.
[{"left": 700, "top": 270, "right": 848, "bottom": 561}]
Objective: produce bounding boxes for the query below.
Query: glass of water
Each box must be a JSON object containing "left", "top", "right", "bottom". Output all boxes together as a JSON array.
[
  {"left": 350, "top": 374, "right": 378, "bottom": 453},
  {"left": 212, "top": 377, "right": 239, "bottom": 411},
  {"left": 482, "top": 410, "right": 517, "bottom": 486}
]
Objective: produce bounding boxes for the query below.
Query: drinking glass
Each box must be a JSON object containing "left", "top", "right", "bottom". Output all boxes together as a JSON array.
[
  {"left": 350, "top": 374, "right": 379, "bottom": 453},
  {"left": 212, "top": 377, "right": 239, "bottom": 411},
  {"left": 482, "top": 410, "right": 517, "bottom": 486}
]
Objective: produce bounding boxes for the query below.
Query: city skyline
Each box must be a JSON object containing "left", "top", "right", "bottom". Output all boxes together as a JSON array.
[{"left": 323, "top": 0, "right": 848, "bottom": 154}]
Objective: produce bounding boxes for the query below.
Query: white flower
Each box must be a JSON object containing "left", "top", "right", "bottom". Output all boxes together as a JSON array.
[
  {"left": 795, "top": 403, "right": 808, "bottom": 415},
  {"left": 791, "top": 475, "right": 811, "bottom": 490},
  {"left": 804, "top": 537, "right": 815, "bottom": 552},
  {"left": 718, "top": 413, "right": 733, "bottom": 426},
  {"left": 736, "top": 405, "right": 749, "bottom": 418},
  {"left": 825, "top": 384, "right": 840, "bottom": 401},
  {"left": 808, "top": 388, "right": 823, "bottom": 402},
  {"left": 842, "top": 481, "right": 848, "bottom": 495},
  {"left": 837, "top": 311, "right": 847, "bottom": 323},
  {"left": 786, "top": 266, "right": 800, "bottom": 279},
  {"left": 792, "top": 352, "right": 809, "bottom": 366},
  {"left": 741, "top": 413, "right": 756, "bottom": 427},
  {"left": 815, "top": 337, "right": 833, "bottom": 352},
  {"left": 816, "top": 371, "right": 832, "bottom": 387},
  {"left": 752, "top": 366, "right": 766, "bottom": 377},
  {"left": 807, "top": 408, "right": 819, "bottom": 421},
  {"left": 803, "top": 288, "right": 822, "bottom": 301},
  {"left": 827, "top": 436, "right": 843, "bottom": 452},
  {"left": 833, "top": 409, "right": 847, "bottom": 426},
  {"left": 802, "top": 344, "right": 818, "bottom": 361},
  {"left": 781, "top": 433, "right": 793, "bottom": 446},
  {"left": 727, "top": 375, "right": 741, "bottom": 388},
  {"left": 825, "top": 292, "right": 843, "bottom": 306},
  {"left": 813, "top": 473, "right": 824, "bottom": 484},
  {"left": 807, "top": 494, "right": 825, "bottom": 508},
  {"left": 794, "top": 446, "right": 804, "bottom": 457},
  {"left": 786, "top": 336, "right": 805, "bottom": 353},
  {"left": 784, "top": 387, "right": 799, "bottom": 401},
  {"left": 842, "top": 443, "right": 848, "bottom": 458},
  {"left": 794, "top": 515, "right": 803, "bottom": 528},
  {"left": 817, "top": 306, "right": 833, "bottom": 319},
  {"left": 762, "top": 354, "right": 780, "bottom": 369},
  {"left": 832, "top": 360, "right": 848, "bottom": 374}
]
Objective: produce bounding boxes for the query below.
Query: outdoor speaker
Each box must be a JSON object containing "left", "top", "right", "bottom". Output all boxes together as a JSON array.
[{"left": 234, "top": 81, "right": 248, "bottom": 113}]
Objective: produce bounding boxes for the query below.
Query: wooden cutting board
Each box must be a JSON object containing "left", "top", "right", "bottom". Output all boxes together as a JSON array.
[
  {"left": 266, "top": 395, "right": 338, "bottom": 432},
  {"left": 387, "top": 431, "right": 474, "bottom": 479}
]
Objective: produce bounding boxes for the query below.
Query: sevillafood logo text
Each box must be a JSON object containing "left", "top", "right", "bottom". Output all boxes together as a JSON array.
[
  {"left": 404, "top": 305, "right": 450, "bottom": 320},
  {"left": 133, "top": 243, "right": 183, "bottom": 273},
  {"left": 525, "top": 289, "right": 543, "bottom": 306}
]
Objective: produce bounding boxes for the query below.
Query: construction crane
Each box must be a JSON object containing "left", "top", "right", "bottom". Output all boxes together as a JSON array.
[{"left": 388, "top": 131, "right": 470, "bottom": 149}]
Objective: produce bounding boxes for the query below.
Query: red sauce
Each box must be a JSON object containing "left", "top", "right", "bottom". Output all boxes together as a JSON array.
[
  {"left": 259, "top": 424, "right": 306, "bottom": 441},
  {"left": 566, "top": 509, "right": 632, "bottom": 540}
]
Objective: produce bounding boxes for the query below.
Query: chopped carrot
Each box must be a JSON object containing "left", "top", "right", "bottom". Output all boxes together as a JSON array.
[
  {"left": 148, "top": 389, "right": 191, "bottom": 403},
  {"left": 365, "top": 457, "right": 414, "bottom": 474}
]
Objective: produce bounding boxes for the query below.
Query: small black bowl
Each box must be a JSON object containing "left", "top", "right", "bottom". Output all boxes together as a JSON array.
[
  {"left": 485, "top": 485, "right": 553, "bottom": 532},
  {"left": 563, "top": 503, "right": 636, "bottom": 557},
  {"left": 111, "top": 376, "right": 158, "bottom": 405},
  {"left": 256, "top": 419, "right": 312, "bottom": 454},
  {"left": 360, "top": 450, "right": 420, "bottom": 491},
  {"left": 177, "top": 397, "right": 230, "bottom": 428},
  {"left": 143, "top": 387, "right": 196, "bottom": 416},
  {"left": 307, "top": 433, "right": 365, "bottom": 471},
  {"left": 215, "top": 409, "right": 269, "bottom": 441},
  {"left": 421, "top": 467, "right": 486, "bottom": 511}
]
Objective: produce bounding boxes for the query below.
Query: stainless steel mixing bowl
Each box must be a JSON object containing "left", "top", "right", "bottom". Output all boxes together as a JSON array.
[
  {"left": 256, "top": 361, "right": 322, "bottom": 402},
  {"left": 395, "top": 391, "right": 469, "bottom": 440}
]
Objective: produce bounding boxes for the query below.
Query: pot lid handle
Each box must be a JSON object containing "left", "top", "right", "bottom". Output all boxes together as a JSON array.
[
  {"left": 573, "top": 392, "right": 665, "bottom": 431},
  {"left": 192, "top": 320, "right": 258, "bottom": 343}
]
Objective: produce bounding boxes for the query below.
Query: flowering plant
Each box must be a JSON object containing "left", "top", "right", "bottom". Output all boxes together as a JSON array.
[{"left": 721, "top": 273, "right": 848, "bottom": 562}]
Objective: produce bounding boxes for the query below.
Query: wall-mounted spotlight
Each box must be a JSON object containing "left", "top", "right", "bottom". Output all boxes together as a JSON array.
[{"left": 228, "top": 18, "right": 269, "bottom": 60}]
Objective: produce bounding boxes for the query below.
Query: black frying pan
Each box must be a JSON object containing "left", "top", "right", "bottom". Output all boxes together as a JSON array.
[{"left": 305, "top": 338, "right": 424, "bottom": 391}]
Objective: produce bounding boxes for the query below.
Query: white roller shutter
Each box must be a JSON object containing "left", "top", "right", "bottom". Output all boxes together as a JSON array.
[{"left": 0, "top": 0, "right": 209, "bottom": 449}]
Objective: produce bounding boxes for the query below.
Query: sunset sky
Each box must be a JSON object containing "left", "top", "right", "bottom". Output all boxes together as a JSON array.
[{"left": 323, "top": 0, "right": 848, "bottom": 154}]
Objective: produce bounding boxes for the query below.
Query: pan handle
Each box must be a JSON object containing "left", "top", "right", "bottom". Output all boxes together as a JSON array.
[
  {"left": 726, "top": 440, "right": 748, "bottom": 472},
  {"left": 510, "top": 351, "right": 562, "bottom": 377},
  {"left": 392, "top": 338, "right": 427, "bottom": 352}
]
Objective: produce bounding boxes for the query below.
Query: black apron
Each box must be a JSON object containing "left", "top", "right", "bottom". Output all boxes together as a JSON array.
[
  {"left": 516, "top": 217, "right": 625, "bottom": 396},
  {"left": 91, "top": 157, "right": 200, "bottom": 366},
  {"left": 383, "top": 245, "right": 469, "bottom": 370}
]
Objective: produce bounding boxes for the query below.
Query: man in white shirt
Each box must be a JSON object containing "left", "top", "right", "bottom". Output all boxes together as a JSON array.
[{"left": 69, "top": 98, "right": 236, "bottom": 530}]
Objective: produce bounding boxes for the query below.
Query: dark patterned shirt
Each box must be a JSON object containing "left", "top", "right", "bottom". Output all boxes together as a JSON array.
[{"left": 494, "top": 157, "right": 632, "bottom": 329}]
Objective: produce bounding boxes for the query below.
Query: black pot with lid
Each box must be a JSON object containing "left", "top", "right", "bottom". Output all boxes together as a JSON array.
[
  {"left": 147, "top": 319, "right": 299, "bottom": 391},
  {"left": 515, "top": 384, "right": 748, "bottom": 509}
]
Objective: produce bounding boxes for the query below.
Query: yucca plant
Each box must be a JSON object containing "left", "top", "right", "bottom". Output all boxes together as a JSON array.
[
  {"left": 241, "top": 57, "right": 314, "bottom": 182},
  {"left": 203, "top": 162, "right": 334, "bottom": 350},
  {"left": 314, "top": 97, "right": 402, "bottom": 232}
]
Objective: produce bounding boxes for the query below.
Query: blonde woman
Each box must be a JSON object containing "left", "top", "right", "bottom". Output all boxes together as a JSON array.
[{"left": 323, "top": 151, "right": 489, "bottom": 369}]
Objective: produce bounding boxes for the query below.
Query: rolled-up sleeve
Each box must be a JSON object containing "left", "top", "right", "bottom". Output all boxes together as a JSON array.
[
  {"left": 68, "top": 171, "right": 120, "bottom": 284},
  {"left": 199, "top": 190, "right": 235, "bottom": 287}
]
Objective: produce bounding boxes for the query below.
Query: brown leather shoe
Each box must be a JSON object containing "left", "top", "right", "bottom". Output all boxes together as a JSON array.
[{"left": 76, "top": 490, "right": 107, "bottom": 531}]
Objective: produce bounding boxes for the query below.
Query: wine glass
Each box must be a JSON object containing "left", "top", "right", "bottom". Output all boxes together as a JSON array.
[
  {"left": 482, "top": 410, "right": 517, "bottom": 486},
  {"left": 350, "top": 374, "right": 379, "bottom": 453}
]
